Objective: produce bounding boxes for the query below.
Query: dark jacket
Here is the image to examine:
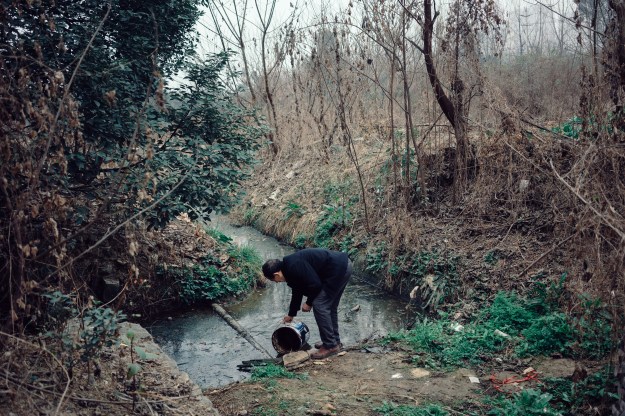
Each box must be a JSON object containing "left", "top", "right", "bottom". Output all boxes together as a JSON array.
[{"left": 282, "top": 248, "right": 349, "bottom": 316}]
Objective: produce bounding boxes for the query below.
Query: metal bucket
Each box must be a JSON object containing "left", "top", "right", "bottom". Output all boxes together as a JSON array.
[{"left": 271, "top": 322, "right": 310, "bottom": 354}]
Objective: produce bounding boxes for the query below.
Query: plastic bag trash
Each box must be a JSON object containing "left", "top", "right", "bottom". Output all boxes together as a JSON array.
[
  {"left": 493, "top": 329, "right": 510, "bottom": 338},
  {"left": 391, "top": 373, "right": 403, "bottom": 379}
]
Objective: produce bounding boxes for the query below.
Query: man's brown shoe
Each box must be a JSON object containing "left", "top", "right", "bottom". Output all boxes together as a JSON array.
[
  {"left": 314, "top": 341, "right": 343, "bottom": 350},
  {"left": 310, "top": 345, "right": 340, "bottom": 359}
]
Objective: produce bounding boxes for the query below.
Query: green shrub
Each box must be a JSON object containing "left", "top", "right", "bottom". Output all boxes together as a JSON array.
[
  {"left": 570, "top": 294, "right": 613, "bottom": 359},
  {"left": 164, "top": 228, "right": 261, "bottom": 305},
  {"left": 292, "top": 234, "right": 308, "bottom": 249},
  {"left": 407, "top": 251, "right": 460, "bottom": 308},
  {"left": 541, "top": 371, "right": 618, "bottom": 414},
  {"left": 525, "top": 273, "right": 566, "bottom": 315},
  {"left": 385, "top": 315, "right": 513, "bottom": 369},
  {"left": 338, "top": 233, "right": 357, "bottom": 257},
  {"left": 43, "top": 291, "right": 125, "bottom": 375},
  {"left": 483, "top": 292, "right": 538, "bottom": 333},
  {"left": 366, "top": 247, "right": 460, "bottom": 309},
  {"left": 313, "top": 204, "right": 352, "bottom": 248},
  {"left": 283, "top": 200, "right": 306, "bottom": 220},
  {"left": 229, "top": 244, "right": 263, "bottom": 281},
  {"left": 366, "top": 243, "right": 388, "bottom": 275},
  {"left": 551, "top": 116, "right": 583, "bottom": 139},
  {"left": 443, "top": 325, "right": 511, "bottom": 366},
  {"left": 383, "top": 318, "right": 447, "bottom": 357},
  {"left": 484, "top": 250, "right": 499, "bottom": 265},
  {"left": 517, "top": 313, "right": 573, "bottom": 356},
  {"left": 385, "top": 283, "right": 614, "bottom": 369}
]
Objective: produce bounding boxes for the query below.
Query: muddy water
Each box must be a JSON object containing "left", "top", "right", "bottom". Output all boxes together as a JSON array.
[{"left": 147, "top": 217, "right": 412, "bottom": 388}]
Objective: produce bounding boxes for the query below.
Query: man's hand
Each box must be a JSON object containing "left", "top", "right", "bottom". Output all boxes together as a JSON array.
[
  {"left": 301, "top": 303, "right": 312, "bottom": 312},
  {"left": 283, "top": 315, "right": 294, "bottom": 323}
]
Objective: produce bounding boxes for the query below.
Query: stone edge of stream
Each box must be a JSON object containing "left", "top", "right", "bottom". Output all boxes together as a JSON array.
[{"left": 118, "top": 322, "right": 219, "bottom": 415}]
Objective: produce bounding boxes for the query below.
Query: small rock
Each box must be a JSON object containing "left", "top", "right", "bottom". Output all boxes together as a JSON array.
[
  {"left": 523, "top": 367, "right": 536, "bottom": 375},
  {"left": 469, "top": 376, "right": 480, "bottom": 384},
  {"left": 410, "top": 368, "right": 430, "bottom": 378},
  {"left": 269, "top": 189, "right": 280, "bottom": 200},
  {"left": 283, "top": 350, "right": 310, "bottom": 369},
  {"left": 285, "top": 171, "right": 295, "bottom": 179},
  {"left": 323, "top": 403, "right": 336, "bottom": 411},
  {"left": 351, "top": 304, "right": 360, "bottom": 312}
]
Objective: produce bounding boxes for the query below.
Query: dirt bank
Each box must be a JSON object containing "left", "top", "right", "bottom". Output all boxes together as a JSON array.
[{"left": 209, "top": 345, "right": 586, "bottom": 416}]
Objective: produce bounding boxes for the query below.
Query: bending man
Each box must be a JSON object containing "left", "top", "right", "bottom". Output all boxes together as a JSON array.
[{"left": 262, "top": 248, "right": 353, "bottom": 359}]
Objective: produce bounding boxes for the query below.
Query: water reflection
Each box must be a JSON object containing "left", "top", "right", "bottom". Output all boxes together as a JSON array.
[{"left": 148, "top": 217, "right": 411, "bottom": 388}]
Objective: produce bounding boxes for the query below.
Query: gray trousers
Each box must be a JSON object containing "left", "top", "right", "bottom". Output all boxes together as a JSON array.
[{"left": 312, "top": 260, "right": 353, "bottom": 348}]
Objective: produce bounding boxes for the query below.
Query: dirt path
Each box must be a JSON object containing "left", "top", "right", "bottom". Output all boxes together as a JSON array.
[{"left": 208, "top": 348, "right": 578, "bottom": 416}]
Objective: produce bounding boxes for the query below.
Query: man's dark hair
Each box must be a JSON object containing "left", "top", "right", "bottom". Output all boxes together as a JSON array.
[{"left": 262, "top": 259, "right": 283, "bottom": 280}]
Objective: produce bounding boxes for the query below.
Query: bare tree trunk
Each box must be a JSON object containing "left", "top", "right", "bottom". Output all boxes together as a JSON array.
[
  {"left": 389, "top": 50, "right": 399, "bottom": 202},
  {"left": 421, "top": 0, "right": 469, "bottom": 195},
  {"left": 255, "top": 0, "right": 280, "bottom": 156},
  {"left": 401, "top": 8, "right": 413, "bottom": 207},
  {"left": 240, "top": 40, "right": 257, "bottom": 103},
  {"left": 333, "top": 31, "right": 370, "bottom": 231},
  {"left": 207, "top": 0, "right": 256, "bottom": 103}
]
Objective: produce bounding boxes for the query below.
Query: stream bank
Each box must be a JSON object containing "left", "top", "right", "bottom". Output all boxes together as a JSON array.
[{"left": 147, "top": 217, "right": 414, "bottom": 388}]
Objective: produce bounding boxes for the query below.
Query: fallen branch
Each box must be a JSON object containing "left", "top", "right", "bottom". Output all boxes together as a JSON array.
[
  {"left": 517, "top": 233, "right": 576, "bottom": 279},
  {"left": 549, "top": 159, "right": 625, "bottom": 241},
  {"left": 210, "top": 303, "right": 274, "bottom": 359}
]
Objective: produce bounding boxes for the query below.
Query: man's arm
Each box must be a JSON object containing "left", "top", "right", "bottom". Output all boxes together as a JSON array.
[{"left": 288, "top": 289, "right": 304, "bottom": 317}]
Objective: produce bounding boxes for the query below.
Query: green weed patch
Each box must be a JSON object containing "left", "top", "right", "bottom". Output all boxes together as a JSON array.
[
  {"left": 486, "top": 389, "right": 561, "bottom": 415},
  {"left": 366, "top": 246, "right": 460, "bottom": 309},
  {"left": 375, "top": 402, "right": 448, "bottom": 416},
  {"left": 383, "top": 283, "right": 614, "bottom": 368},
  {"left": 251, "top": 363, "right": 305, "bottom": 381},
  {"left": 159, "top": 228, "right": 262, "bottom": 305}
]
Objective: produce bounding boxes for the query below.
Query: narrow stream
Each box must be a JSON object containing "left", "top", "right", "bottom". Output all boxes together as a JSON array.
[{"left": 147, "top": 217, "right": 413, "bottom": 388}]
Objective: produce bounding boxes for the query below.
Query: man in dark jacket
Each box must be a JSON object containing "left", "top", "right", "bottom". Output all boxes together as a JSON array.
[{"left": 262, "top": 248, "right": 353, "bottom": 359}]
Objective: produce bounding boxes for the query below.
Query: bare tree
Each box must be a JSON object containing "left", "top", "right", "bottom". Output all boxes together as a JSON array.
[
  {"left": 403, "top": 0, "right": 503, "bottom": 196},
  {"left": 207, "top": 0, "right": 258, "bottom": 103}
]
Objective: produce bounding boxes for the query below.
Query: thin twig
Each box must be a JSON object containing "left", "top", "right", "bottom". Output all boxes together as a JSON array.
[
  {"left": 517, "top": 233, "right": 577, "bottom": 279},
  {"left": 0, "top": 331, "right": 70, "bottom": 416},
  {"left": 549, "top": 159, "right": 625, "bottom": 240}
]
